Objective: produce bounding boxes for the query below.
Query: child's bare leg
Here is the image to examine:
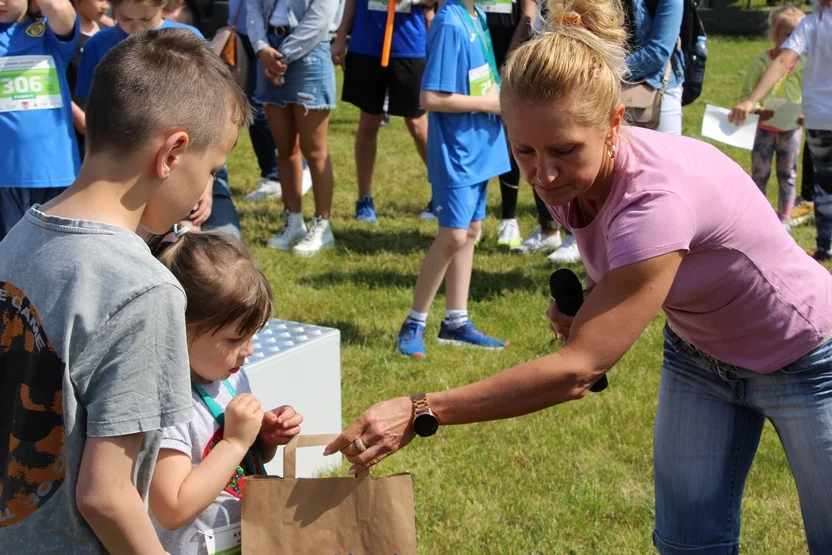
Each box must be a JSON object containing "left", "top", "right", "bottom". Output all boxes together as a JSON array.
[
  {"left": 444, "top": 220, "right": 481, "bottom": 311},
  {"left": 411, "top": 227, "right": 470, "bottom": 313}
]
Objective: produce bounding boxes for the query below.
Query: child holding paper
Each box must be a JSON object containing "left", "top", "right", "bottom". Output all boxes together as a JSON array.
[
  {"left": 148, "top": 229, "right": 303, "bottom": 554},
  {"left": 731, "top": 2, "right": 832, "bottom": 260},
  {"left": 740, "top": 6, "right": 804, "bottom": 225},
  {"left": 396, "top": 0, "right": 510, "bottom": 358}
]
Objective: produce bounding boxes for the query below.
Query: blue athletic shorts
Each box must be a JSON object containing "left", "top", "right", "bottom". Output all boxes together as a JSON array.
[{"left": 432, "top": 181, "right": 488, "bottom": 229}]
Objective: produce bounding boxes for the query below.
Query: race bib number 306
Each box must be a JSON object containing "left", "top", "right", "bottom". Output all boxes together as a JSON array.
[{"left": 0, "top": 56, "right": 63, "bottom": 113}]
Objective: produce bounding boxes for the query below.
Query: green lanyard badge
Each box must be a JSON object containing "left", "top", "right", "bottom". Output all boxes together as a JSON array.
[
  {"left": 452, "top": 0, "right": 500, "bottom": 87},
  {"left": 193, "top": 380, "right": 267, "bottom": 476}
]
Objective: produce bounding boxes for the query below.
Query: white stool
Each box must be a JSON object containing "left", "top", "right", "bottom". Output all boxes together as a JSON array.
[{"left": 244, "top": 319, "right": 342, "bottom": 478}]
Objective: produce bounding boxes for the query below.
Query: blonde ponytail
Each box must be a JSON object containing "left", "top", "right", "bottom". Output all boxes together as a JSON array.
[{"left": 501, "top": 0, "right": 628, "bottom": 128}]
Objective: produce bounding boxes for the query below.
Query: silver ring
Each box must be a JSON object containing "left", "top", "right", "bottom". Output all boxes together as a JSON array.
[{"left": 353, "top": 438, "right": 367, "bottom": 453}]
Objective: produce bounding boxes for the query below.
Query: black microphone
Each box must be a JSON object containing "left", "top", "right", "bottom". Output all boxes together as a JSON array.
[{"left": 549, "top": 269, "right": 609, "bottom": 393}]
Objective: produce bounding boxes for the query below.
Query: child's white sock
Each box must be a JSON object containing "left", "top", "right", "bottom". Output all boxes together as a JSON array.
[
  {"left": 406, "top": 310, "right": 428, "bottom": 326},
  {"left": 288, "top": 211, "right": 304, "bottom": 227},
  {"left": 444, "top": 309, "right": 468, "bottom": 330}
]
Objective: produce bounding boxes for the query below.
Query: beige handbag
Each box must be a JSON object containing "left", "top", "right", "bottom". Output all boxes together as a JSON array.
[
  {"left": 209, "top": 1, "right": 248, "bottom": 90},
  {"left": 621, "top": 61, "right": 671, "bottom": 130}
]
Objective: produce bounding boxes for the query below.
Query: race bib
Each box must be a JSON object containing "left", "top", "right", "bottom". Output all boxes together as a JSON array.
[
  {"left": 368, "top": 0, "right": 412, "bottom": 13},
  {"left": 475, "top": 0, "right": 513, "bottom": 14},
  {"left": 468, "top": 64, "right": 493, "bottom": 97},
  {"left": 0, "top": 56, "right": 63, "bottom": 113},
  {"left": 204, "top": 522, "right": 242, "bottom": 555}
]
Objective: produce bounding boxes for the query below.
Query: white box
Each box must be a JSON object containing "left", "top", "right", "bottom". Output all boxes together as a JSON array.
[{"left": 244, "top": 319, "right": 341, "bottom": 478}]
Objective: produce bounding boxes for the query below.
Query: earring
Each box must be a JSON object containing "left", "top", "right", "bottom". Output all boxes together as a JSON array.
[{"left": 607, "top": 143, "right": 617, "bottom": 159}]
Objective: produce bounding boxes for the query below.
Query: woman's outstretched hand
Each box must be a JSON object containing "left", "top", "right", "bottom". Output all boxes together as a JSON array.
[{"left": 324, "top": 397, "right": 415, "bottom": 475}]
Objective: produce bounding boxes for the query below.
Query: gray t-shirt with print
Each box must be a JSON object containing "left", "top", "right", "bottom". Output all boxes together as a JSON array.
[
  {"left": 154, "top": 370, "right": 253, "bottom": 555},
  {"left": 0, "top": 208, "right": 193, "bottom": 553}
]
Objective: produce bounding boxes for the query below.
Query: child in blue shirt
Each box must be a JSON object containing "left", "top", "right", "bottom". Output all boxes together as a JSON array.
[
  {"left": 0, "top": 0, "right": 80, "bottom": 240},
  {"left": 397, "top": 0, "right": 510, "bottom": 358},
  {"left": 75, "top": 0, "right": 203, "bottom": 101}
]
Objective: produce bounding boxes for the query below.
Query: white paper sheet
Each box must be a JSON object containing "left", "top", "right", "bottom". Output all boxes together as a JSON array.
[
  {"left": 701, "top": 104, "right": 759, "bottom": 150},
  {"left": 763, "top": 98, "right": 802, "bottom": 132}
]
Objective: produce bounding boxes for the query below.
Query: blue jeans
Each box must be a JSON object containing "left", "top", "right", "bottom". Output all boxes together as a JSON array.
[
  {"left": 203, "top": 166, "right": 241, "bottom": 239},
  {"left": 654, "top": 326, "right": 832, "bottom": 554},
  {"left": 240, "top": 33, "right": 279, "bottom": 181},
  {"left": 0, "top": 186, "right": 65, "bottom": 241},
  {"left": 806, "top": 129, "right": 832, "bottom": 251}
]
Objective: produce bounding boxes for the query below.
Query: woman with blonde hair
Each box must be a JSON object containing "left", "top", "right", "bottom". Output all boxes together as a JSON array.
[{"left": 326, "top": 0, "right": 832, "bottom": 552}]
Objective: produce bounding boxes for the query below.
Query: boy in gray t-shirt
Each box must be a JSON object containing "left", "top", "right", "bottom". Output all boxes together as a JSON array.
[{"left": 0, "top": 29, "right": 251, "bottom": 554}]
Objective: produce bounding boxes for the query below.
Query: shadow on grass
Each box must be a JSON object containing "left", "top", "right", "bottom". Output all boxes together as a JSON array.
[
  {"left": 314, "top": 320, "right": 364, "bottom": 346},
  {"left": 300, "top": 267, "right": 536, "bottom": 302},
  {"left": 333, "top": 227, "right": 434, "bottom": 255}
]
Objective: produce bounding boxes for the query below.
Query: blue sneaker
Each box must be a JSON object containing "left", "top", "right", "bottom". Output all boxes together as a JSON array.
[
  {"left": 398, "top": 320, "right": 426, "bottom": 359},
  {"left": 437, "top": 321, "right": 507, "bottom": 350},
  {"left": 355, "top": 195, "right": 378, "bottom": 224}
]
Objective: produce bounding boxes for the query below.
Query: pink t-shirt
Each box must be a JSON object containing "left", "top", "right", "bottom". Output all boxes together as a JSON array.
[{"left": 548, "top": 127, "right": 832, "bottom": 373}]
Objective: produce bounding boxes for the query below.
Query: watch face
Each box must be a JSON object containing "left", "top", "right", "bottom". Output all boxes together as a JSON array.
[{"left": 413, "top": 412, "right": 439, "bottom": 437}]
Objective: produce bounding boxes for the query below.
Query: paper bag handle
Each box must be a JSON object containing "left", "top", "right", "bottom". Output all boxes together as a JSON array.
[
  {"left": 282, "top": 435, "right": 372, "bottom": 522},
  {"left": 283, "top": 434, "right": 342, "bottom": 479}
]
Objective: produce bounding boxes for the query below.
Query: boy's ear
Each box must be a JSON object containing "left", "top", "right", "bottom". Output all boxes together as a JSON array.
[{"left": 155, "top": 132, "right": 190, "bottom": 179}]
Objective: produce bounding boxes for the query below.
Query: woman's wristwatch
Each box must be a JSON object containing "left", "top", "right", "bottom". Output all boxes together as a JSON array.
[{"left": 410, "top": 392, "right": 439, "bottom": 437}]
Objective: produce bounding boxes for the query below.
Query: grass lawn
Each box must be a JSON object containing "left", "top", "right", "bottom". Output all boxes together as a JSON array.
[{"left": 228, "top": 36, "right": 817, "bottom": 553}]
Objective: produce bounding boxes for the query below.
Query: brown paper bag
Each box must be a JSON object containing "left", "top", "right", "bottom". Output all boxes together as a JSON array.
[{"left": 242, "top": 434, "right": 417, "bottom": 555}]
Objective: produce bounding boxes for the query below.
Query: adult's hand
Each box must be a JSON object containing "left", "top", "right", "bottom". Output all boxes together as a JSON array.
[
  {"left": 189, "top": 183, "right": 213, "bottom": 227},
  {"left": 331, "top": 36, "right": 347, "bottom": 69},
  {"left": 258, "top": 47, "right": 284, "bottom": 77},
  {"left": 324, "top": 397, "right": 415, "bottom": 475},
  {"left": 729, "top": 100, "right": 756, "bottom": 126},
  {"left": 546, "top": 299, "right": 574, "bottom": 343}
]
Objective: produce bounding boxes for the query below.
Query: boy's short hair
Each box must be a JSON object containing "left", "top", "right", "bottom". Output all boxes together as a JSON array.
[{"left": 85, "top": 28, "right": 251, "bottom": 156}]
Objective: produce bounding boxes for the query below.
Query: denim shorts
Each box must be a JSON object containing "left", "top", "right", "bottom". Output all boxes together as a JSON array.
[
  {"left": 255, "top": 35, "right": 336, "bottom": 110},
  {"left": 653, "top": 325, "right": 832, "bottom": 554},
  {"left": 431, "top": 181, "right": 488, "bottom": 229}
]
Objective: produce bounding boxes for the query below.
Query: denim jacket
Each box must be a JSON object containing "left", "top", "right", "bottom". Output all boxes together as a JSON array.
[
  {"left": 626, "top": 0, "right": 685, "bottom": 91},
  {"left": 247, "top": 0, "right": 339, "bottom": 64}
]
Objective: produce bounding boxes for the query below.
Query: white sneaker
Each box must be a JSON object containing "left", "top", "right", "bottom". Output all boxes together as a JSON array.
[
  {"left": 292, "top": 216, "right": 334, "bottom": 257},
  {"left": 547, "top": 234, "right": 582, "bottom": 264},
  {"left": 245, "top": 178, "right": 282, "bottom": 201},
  {"left": 511, "top": 227, "right": 563, "bottom": 254},
  {"left": 301, "top": 168, "right": 313, "bottom": 197},
  {"left": 419, "top": 200, "right": 437, "bottom": 221},
  {"left": 266, "top": 211, "right": 307, "bottom": 251},
  {"left": 497, "top": 219, "right": 523, "bottom": 248}
]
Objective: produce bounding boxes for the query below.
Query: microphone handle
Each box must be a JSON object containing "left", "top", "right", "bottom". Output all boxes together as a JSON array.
[{"left": 557, "top": 296, "right": 609, "bottom": 393}]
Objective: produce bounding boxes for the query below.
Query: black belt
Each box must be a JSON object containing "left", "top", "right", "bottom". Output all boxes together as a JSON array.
[{"left": 269, "top": 25, "right": 288, "bottom": 37}]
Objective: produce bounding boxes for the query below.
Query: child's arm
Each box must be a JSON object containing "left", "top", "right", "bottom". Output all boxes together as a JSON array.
[
  {"left": 72, "top": 101, "right": 86, "bottom": 134},
  {"left": 507, "top": 0, "right": 536, "bottom": 54},
  {"left": 39, "top": 0, "right": 76, "bottom": 37},
  {"left": 330, "top": 0, "right": 355, "bottom": 69},
  {"left": 76, "top": 434, "right": 168, "bottom": 555},
  {"left": 730, "top": 49, "right": 800, "bottom": 126},
  {"left": 150, "top": 394, "right": 264, "bottom": 530},
  {"left": 257, "top": 405, "right": 304, "bottom": 463},
  {"left": 420, "top": 85, "right": 500, "bottom": 115}
]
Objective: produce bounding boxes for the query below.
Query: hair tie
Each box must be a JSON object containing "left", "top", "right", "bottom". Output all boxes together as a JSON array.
[
  {"left": 553, "top": 10, "right": 583, "bottom": 28},
  {"left": 173, "top": 224, "right": 190, "bottom": 239}
]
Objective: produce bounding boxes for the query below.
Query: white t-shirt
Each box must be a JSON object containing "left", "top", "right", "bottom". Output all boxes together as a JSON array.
[
  {"left": 269, "top": 0, "right": 290, "bottom": 27},
  {"left": 153, "top": 371, "right": 254, "bottom": 555},
  {"left": 783, "top": 9, "right": 832, "bottom": 130}
]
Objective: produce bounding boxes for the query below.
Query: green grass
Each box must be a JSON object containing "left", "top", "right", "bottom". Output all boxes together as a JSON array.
[{"left": 228, "top": 36, "right": 813, "bottom": 553}]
